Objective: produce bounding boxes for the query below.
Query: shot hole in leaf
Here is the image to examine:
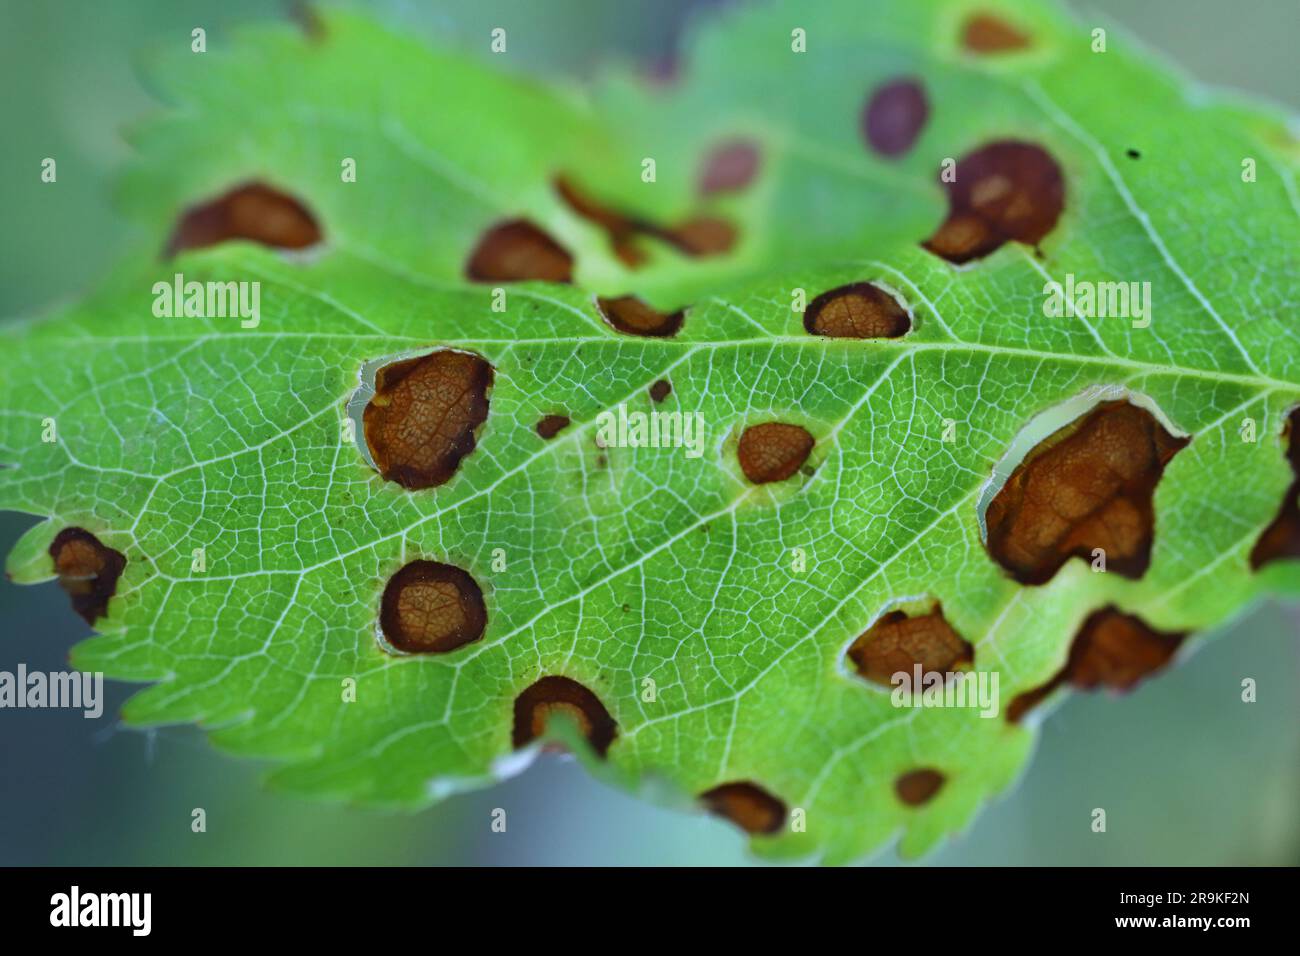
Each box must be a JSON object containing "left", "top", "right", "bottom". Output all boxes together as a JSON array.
[
  {"left": 984, "top": 399, "right": 1188, "bottom": 585},
  {"left": 847, "top": 603, "right": 973, "bottom": 687},
  {"left": 1006, "top": 606, "right": 1186, "bottom": 722}
]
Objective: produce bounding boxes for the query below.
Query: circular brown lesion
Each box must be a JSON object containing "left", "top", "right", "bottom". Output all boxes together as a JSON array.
[
  {"left": 847, "top": 604, "right": 974, "bottom": 686},
  {"left": 596, "top": 296, "right": 685, "bottom": 337},
  {"left": 737, "top": 422, "right": 815, "bottom": 484},
  {"left": 656, "top": 216, "right": 737, "bottom": 257},
  {"left": 535, "top": 414, "right": 570, "bottom": 440},
  {"left": 465, "top": 219, "right": 574, "bottom": 283},
  {"left": 698, "top": 139, "right": 762, "bottom": 195},
  {"left": 700, "top": 781, "right": 787, "bottom": 834},
  {"left": 922, "top": 140, "right": 1065, "bottom": 264},
  {"left": 961, "top": 13, "right": 1031, "bottom": 52},
  {"left": 379, "top": 560, "right": 487, "bottom": 654},
  {"left": 895, "top": 768, "right": 946, "bottom": 806},
  {"left": 862, "top": 77, "right": 929, "bottom": 158},
  {"left": 804, "top": 282, "right": 910, "bottom": 338},
  {"left": 363, "top": 349, "right": 494, "bottom": 491},
  {"left": 164, "top": 182, "right": 322, "bottom": 257},
  {"left": 512, "top": 675, "right": 618, "bottom": 757}
]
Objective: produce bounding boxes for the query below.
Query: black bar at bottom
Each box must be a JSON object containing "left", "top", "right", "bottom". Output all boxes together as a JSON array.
[{"left": 0, "top": 865, "right": 1284, "bottom": 939}]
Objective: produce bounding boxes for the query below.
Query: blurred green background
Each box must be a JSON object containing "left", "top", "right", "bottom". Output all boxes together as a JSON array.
[{"left": 0, "top": 0, "right": 1296, "bottom": 865}]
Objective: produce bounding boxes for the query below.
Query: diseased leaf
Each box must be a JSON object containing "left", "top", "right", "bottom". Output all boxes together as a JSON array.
[{"left": 2, "top": 0, "right": 1298, "bottom": 864}]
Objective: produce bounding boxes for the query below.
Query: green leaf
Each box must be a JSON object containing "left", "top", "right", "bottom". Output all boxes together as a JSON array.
[{"left": 3, "top": 0, "right": 1298, "bottom": 864}]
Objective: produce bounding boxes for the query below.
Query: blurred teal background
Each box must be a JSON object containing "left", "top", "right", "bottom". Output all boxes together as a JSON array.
[{"left": 0, "top": 0, "right": 1296, "bottom": 865}]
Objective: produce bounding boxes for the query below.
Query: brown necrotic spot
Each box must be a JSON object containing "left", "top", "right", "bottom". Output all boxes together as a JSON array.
[
  {"left": 649, "top": 379, "right": 672, "bottom": 403},
  {"left": 164, "top": 182, "right": 321, "bottom": 257},
  {"left": 1250, "top": 408, "right": 1300, "bottom": 568},
  {"left": 465, "top": 219, "right": 573, "bottom": 283},
  {"left": 1006, "top": 606, "right": 1186, "bottom": 722},
  {"left": 48, "top": 528, "right": 126, "bottom": 626},
  {"left": 847, "top": 604, "right": 973, "bottom": 687},
  {"left": 737, "top": 422, "right": 814, "bottom": 484},
  {"left": 553, "top": 175, "right": 645, "bottom": 268},
  {"left": 985, "top": 401, "right": 1188, "bottom": 585},
  {"left": 699, "top": 139, "right": 761, "bottom": 195},
  {"left": 700, "top": 781, "right": 787, "bottom": 835},
  {"left": 363, "top": 350, "right": 493, "bottom": 490},
  {"left": 379, "top": 560, "right": 486, "bottom": 654},
  {"left": 923, "top": 140, "right": 1065, "bottom": 264},
  {"left": 804, "top": 282, "right": 910, "bottom": 338},
  {"left": 555, "top": 174, "right": 737, "bottom": 262},
  {"left": 512, "top": 675, "right": 617, "bottom": 757},
  {"left": 596, "top": 295, "right": 684, "bottom": 337},
  {"left": 655, "top": 216, "right": 738, "bottom": 257},
  {"left": 862, "top": 78, "right": 929, "bottom": 158},
  {"left": 895, "top": 768, "right": 945, "bottom": 806},
  {"left": 535, "top": 414, "right": 570, "bottom": 440},
  {"left": 961, "top": 13, "right": 1031, "bottom": 52}
]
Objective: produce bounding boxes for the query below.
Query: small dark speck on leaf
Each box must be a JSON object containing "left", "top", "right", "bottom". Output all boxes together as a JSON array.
[
  {"left": 895, "top": 768, "right": 945, "bottom": 806},
  {"left": 536, "top": 414, "right": 570, "bottom": 440}
]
